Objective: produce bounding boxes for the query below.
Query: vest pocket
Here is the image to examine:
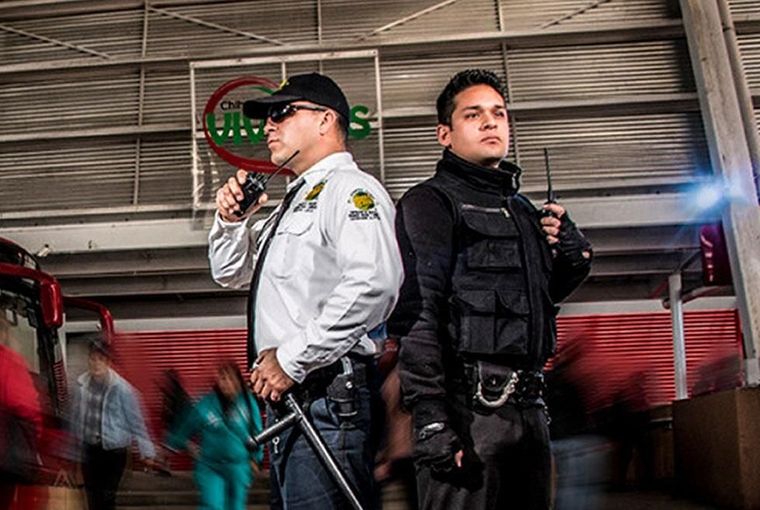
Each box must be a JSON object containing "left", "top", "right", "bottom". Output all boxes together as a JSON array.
[
  {"left": 495, "top": 289, "right": 529, "bottom": 356},
  {"left": 453, "top": 289, "right": 529, "bottom": 356},
  {"left": 461, "top": 209, "right": 521, "bottom": 270},
  {"left": 467, "top": 240, "right": 521, "bottom": 270},
  {"left": 453, "top": 290, "right": 495, "bottom": 355}
]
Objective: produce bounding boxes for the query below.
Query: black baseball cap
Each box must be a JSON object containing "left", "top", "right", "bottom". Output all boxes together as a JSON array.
[{"left": 243, "top": 72, "right": 350, "bottom": 121}]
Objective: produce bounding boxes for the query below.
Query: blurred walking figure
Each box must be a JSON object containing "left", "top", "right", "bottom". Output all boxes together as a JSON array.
[
  {"left": 160, "top": 368, "right": 191, "bottom": 437},
  {"left": 72, "top": 338, "right": 156, "bottom": 510},
  {"left": 545, "top": 333, "right": 606, "bottom": 510},
  {"left": 167, "top": 361, "right": 263, "bottom": 510},
  {"left": 0, "top": 316, "right": 42, "bottom": 510}
]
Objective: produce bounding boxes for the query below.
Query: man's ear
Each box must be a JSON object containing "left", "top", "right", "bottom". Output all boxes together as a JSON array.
[
  {"left": 437, "top": 124, "right": 451, "bottom": 147},
  {"left": 319, "top": 109, "right": 336, "bottom": 136}
]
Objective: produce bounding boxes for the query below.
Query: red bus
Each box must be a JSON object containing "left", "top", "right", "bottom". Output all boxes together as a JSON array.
[{"left": 0, "top": 237, "right": 115, "bottom": 508}]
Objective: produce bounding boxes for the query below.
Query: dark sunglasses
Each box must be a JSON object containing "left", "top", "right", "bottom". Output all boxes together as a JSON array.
[{"left": 267, "top": 103, "right": 327, "bottom": 123}]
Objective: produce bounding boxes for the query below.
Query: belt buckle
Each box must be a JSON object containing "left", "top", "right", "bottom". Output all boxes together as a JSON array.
[{"left": 474, "top": 371, "right": 519, "bottom": 409}]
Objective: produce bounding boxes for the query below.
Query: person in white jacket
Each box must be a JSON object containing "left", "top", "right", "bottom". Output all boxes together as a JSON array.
[{"left": 208, "top": 72, "right": 402, "bottom": 509}]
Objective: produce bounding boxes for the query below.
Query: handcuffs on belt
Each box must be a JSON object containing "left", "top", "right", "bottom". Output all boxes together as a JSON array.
[{"left": 473, "top": 363, "right": 520, "bottom": 408}]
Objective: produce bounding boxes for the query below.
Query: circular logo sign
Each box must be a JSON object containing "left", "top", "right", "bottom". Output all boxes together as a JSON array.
[{"left": 203, "top": 76, "right": 294, "bottom": 175}]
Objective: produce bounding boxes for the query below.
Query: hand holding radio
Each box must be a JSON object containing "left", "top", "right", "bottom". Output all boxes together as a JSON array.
[
  {"left": 216, "top": 169, "right": 269, "bottom": 222},
  {"left": 215, "top": 150, "right": 300, "bottom": 222},
  {"left": 541, "top": 148, "right": 565, "bottom": 246}
]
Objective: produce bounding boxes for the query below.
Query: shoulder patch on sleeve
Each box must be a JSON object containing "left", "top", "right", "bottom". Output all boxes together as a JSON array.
[{"left": 348, "top": 188, "right": 380, "bottom": 220}]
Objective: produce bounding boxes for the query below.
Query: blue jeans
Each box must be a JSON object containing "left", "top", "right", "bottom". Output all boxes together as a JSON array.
[{"left": 268, "top": 382, "right": 379, "bottom": 510}]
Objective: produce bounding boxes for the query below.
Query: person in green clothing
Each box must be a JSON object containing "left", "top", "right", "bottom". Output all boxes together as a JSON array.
[{"left": 167, "top": 361, "right": 263, "bottom": 510}]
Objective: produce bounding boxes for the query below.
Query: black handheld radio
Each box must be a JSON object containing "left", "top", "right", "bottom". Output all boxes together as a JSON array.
[
  {"left": 235, "top": 150, "right": 300, "bottom": 217},
  {"left": 542, "top": 148, "right": 557, "bottom": 219}
]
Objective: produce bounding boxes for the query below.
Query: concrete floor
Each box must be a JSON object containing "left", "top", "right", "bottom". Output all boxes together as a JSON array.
[
  {"left": 107, "top": 471, "right": 723, "bottom": 509},
  {"left": 598, "top": 490, "right": 719, "bottom": 510}
]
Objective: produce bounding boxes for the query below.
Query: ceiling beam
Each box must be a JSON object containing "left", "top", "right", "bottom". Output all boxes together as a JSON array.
[
  {"left": 0, "top": 20, "right": 685, "bottom": 76},
  {"left": 0, "top": 193, "right": 719, "bottom": 256}
]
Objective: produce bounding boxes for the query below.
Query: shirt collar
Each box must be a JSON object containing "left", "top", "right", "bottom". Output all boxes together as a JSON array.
[
  {"left": 438, "top": 148, "right": 521, "bottom": 195},
  {"left": 287, "top": 151, "right": 354, "bottom": 192}
]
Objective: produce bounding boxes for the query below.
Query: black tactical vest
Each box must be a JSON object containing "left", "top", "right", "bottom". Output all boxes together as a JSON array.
[{"left": 422, "top": 151, "right": 558, "bottom": 369}]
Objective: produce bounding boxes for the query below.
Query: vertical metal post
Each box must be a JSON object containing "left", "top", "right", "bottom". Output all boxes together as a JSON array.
[
  {"left": 316, "top": 0, "right": 323, "bottom": 45},
  {"left": 133, "top": 0, "right": 150, "bottom": 205},
  {"left": 502, "top": 45, "right": 520, "bottom": 166},
  {"left": 681, "top": 0, "right": 760, "bottom": 385},
  {"left": 374, "top": 53, "right": 385, "bottom": 183},
  {"left": 495, "top": 0, "right": 505, "bottom": 32},
  {"left": 497, "top": 0, "right": 519, "bottom": 167},
  {"left": 189, "top": 64, "right": 201, "bottom": 211},
  {"left": 670, "top": 272, "right": 688, "bottom": 400},
  {"left": 717, "top": 0, "right": 760, "bottom": 197}
]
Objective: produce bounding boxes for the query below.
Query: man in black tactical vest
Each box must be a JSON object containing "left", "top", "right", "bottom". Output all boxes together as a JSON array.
[{"left": 388, "top": 69, "right": 593, "bottom": 509}]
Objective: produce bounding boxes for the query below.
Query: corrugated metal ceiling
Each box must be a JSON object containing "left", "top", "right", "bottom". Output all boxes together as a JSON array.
[
  {"left": 508, "top": 40, "right": 695, "bottom": 102},
  {"left": 738, "top": 34, "right": 760, "bottom": 90},
  {"left": 0, "top": 0, "right": 719, "bottom": 217},
  {"left": 500, "top": 0, "right": 677, "bottom": 31},
  {"left": 729, "top": 0, "right": 760, "bottom": 16}
]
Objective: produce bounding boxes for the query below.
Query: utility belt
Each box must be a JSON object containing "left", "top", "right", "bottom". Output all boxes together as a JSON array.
[
  {"left": 454, "top": 360, "right": 545, "bottom": 411},
  {"left": 293, "top": 355, "right": 371, "bottom": 421}
]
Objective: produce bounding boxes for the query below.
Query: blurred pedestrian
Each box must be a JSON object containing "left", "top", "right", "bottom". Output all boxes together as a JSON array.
[
  {"left": 0, "top": 316, "right": 43, "bottom": 510},
  {"left": 545, "top": 334, "right": 606, "bottom": 510},
  {"left": 71, "top": 338, "right": 156, "bottom": 510},
  {"left": 167, "top": 361, "right": 263, "bottom": 510},
  {"left": 160, "top": 368, "right": 191, "bottom": 437}
]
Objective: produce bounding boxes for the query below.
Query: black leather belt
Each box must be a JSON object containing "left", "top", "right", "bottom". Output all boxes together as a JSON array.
[
  {"left": 460, "top": 361, "right": 545, "bottom": 410},
  {"left": 296, "top": 355, "right": 371, "bottom": 401}
]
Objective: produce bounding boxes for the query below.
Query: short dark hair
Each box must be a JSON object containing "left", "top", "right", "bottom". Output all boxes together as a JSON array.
[
  {"left": 88, "top": 337, "right": 113, "bottom": 360},
  {"left": 436, "top": 69, "right": 506, "bottom": 126},
  {"left": 335, "top": 110, "right": 349, "bottom": 143}
]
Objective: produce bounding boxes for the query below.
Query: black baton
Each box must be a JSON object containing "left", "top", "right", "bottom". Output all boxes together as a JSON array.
[{"left": 250, "top": 393, "right": 365, "bottom": 510}]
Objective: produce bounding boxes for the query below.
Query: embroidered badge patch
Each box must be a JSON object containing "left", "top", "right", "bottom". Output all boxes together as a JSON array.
[
  {"left": 348, "top": 189, "right": 380, "bottom": 220},
  {"left": 305, "top": 180, "right": 326, "bottom": 201},
  {"left": 295, "top": 180, "right": 326, "bottom": 213},
  {"left": 352, "top": 189, "right": 375, "bottom": 211}
]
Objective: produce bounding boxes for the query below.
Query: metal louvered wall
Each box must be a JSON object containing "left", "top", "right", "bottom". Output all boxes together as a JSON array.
[
  {"left": 0, "top": 0, "right": 712, "bottom": 217},
  {"left": 108, "top": 308, "right": 741, "bottom": 470},
  {"left": 115, "top": 329, "right": 248, "bottom": 469},
  {"left": 556, "top": 309, "right": 742, "bottom": 410}
]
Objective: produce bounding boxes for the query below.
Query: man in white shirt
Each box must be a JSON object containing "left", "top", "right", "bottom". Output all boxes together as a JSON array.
[{"left": 208, "top": 73, "right": 402, "bottom": 509}]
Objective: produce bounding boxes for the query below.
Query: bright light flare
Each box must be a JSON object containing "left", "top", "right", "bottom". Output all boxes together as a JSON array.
[{"left": 694, "top": 182, "right": 724, "bottom": 211}]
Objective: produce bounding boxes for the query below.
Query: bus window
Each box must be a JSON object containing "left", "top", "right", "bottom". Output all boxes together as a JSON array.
[{"left": 1, "top": 304, "right": 41, "bottom": 375}]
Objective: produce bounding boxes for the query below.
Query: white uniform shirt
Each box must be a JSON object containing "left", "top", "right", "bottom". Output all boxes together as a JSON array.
[{"left": 208, "top": 152, "right": 403, "bottom": 383}]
